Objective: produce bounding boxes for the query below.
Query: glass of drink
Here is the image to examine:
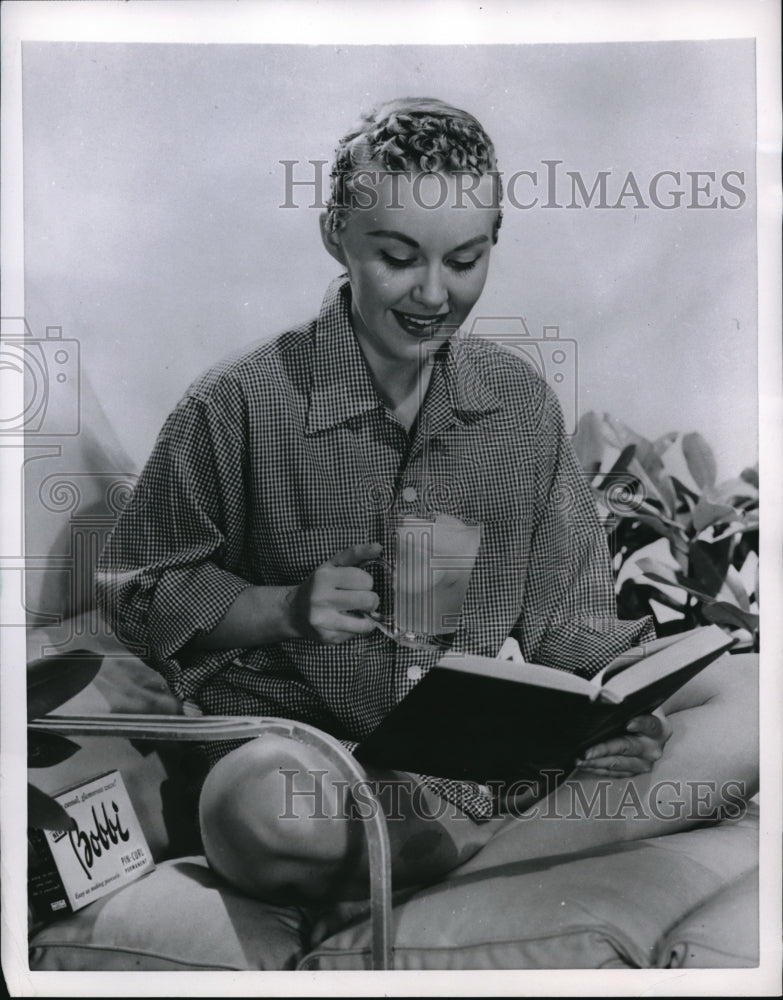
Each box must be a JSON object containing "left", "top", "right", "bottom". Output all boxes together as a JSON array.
[{"left": 393, "top": 513, "right": 482, "bottom": 637}]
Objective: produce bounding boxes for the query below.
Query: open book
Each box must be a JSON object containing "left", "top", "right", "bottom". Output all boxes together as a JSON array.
[{"left": 354, "top": 625, "right": 735, "bottom": 785}]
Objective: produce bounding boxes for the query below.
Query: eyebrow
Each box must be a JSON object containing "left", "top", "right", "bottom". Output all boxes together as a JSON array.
[{"left": 366, "top": 230, "right": 489, "bottom": 253}]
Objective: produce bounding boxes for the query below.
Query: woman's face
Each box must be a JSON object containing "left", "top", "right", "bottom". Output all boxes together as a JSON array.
[{"left": 321, "top": 171, "right": 498, "bottom": 364}]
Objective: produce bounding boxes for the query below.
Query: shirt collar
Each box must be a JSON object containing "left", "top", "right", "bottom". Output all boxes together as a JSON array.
[
  {"left": 305, "top": 275, "right": 501, "bottom": 436},
  {"left": 305, "top": 276, "right": 384, "bottom": 435},
  {"left": 442, "top": 333, "right": 503, "bottom": 419}
]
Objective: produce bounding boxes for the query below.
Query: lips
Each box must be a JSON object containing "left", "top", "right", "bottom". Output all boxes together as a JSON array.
[{"left": 392, "top": 310, "right": 450, "bottom": 338}]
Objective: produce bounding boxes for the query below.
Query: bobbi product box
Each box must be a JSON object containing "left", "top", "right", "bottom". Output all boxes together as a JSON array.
[{"left": 28, "top": 769, "right": 155, "bottom": 923}]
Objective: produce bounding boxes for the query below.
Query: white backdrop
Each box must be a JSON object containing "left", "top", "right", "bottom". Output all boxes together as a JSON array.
[
  {"left": 18, "top": 39, "right": 758, "bottom": 621},
  {"left": 22, "top": 40, "right": 756, "bottom": 474}
]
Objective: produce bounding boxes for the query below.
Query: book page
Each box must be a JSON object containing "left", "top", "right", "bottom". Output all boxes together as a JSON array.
[
  {"left": 438, "top": 651, "right": 596, "bottom": 697},
  {"left": 602, "top": 625, "right": 734, "bottom": 702},
  {"left": 595, "top": 629, "right": 703, "bottom": 686}
]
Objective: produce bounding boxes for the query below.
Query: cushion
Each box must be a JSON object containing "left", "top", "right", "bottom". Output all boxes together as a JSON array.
[
  {"left": 657, "top": 869, "right": 759, "bottom": 967},
  {"left": 28, "top": 810, "right": 759, "bottom": 972},
  {"left": 28, "top": 857, "right": 308, "bottom": 971},
  {"left": 301, "top": 806, "right": 759, "bottom": 970}
]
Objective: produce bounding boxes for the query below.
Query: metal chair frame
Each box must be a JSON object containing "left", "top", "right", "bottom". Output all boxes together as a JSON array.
[{"left": 29, "top": 713, "right": 394, "bottom": 969}]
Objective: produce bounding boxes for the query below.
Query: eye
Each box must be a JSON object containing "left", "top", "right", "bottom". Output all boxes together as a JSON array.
[
  {"left": 380, "top": 251, "right": 417, "bottom": 270},
  {"left": 448, "top": 257, "right": 480, "bottom": 274}
]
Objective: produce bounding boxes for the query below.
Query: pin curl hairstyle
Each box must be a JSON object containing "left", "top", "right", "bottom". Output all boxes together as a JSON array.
[{"left": 326, "top": 97, "right": 503, "bottom": 241}]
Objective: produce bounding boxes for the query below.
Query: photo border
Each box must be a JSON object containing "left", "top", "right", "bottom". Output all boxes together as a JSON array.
[{"left": 2, "top": 2, "right": 780, "bottom": 996}]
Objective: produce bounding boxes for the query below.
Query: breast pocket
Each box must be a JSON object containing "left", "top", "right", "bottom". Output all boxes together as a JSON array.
[
  {"left": 254, "top": 525, "right": 372, "bottom": 584},
  {"left": 433, "top": 425, "right": 534, "bottom": 525}
]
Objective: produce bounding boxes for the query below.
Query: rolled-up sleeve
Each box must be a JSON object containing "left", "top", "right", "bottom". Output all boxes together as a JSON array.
[
  {"left": 96, "top": 385, "right": 255, "bottom": 700},
  {"left": 516, "top": 390, "right": 654, "bottom": 677}
]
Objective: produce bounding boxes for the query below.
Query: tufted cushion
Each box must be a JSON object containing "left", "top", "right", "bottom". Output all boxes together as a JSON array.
[
  {"left": 28, "top": 810, "right": 759, "bottom": 971},
  {"left": 301, "top": 806, "right": 759, "bottom": 970},
  {"left": 28, "top": 857, "right": 309, "bottom": 971},
  {"left": 658, "top": 868, "right": 759, "bottom": 967}
]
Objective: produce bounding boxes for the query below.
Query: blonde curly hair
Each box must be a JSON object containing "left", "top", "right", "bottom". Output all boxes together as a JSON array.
[{"left": 326, "top": 97, "right": 503, "bottom": 241}]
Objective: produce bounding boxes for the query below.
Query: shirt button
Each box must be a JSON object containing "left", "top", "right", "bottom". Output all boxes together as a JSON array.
[
  {"left": 407, "top": 664, "right": 423, "bottom": 681},
  {"left": 402, "top": 486, "right": 417, "bottom": 503}
]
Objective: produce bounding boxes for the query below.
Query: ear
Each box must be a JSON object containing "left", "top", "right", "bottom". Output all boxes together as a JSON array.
[{"left": 319, "top": 212, "right": 347, "bottom": 266}]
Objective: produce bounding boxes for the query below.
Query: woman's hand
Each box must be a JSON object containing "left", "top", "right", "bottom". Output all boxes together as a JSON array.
[
  {"left": 285, "top": 542, "right": 382, "bottom": 644},
  {"left": 574, "top": 708, "right": 673, "bottom": 777}
]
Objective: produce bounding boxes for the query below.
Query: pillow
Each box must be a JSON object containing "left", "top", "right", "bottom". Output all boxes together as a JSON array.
[
  {"left": 28, "top": 857, "right": 308, "bottom": 971},
  {"left": 302, "top": 806, "right": 759, "bottom": 970},
  {"left": 657, "top": 869, "right": 759, "bottom": 967}
]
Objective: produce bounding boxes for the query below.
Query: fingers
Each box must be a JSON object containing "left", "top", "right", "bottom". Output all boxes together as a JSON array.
[
  {"left": 329, "top": 588, "right": 380, "bottom": 613},
  {"left": 576, "top": 730, "right": 664, "bottom": 776},
  {"left": 312, "top": 564, "right": 379, "bottom": 612},
  {"left": 573, "top": 760, "right": 642, "bottom": 778},
  {"left": 626, "top": 712, "right": 667, "bottom": 739},
  {"left": 580, "top": 734, "right": 648, "bottom": 761},
  {"left": 327, "top": 566, "right": 377, "bottom": 591},
  {"left": 328, "top": 542, "right": 382, "bottom": 568},
  {"left": 292, "top": 544, "right": 383, "bottom": 644},
  {"left": 316, "top": 614, "right": 378, "bottom": 643}
]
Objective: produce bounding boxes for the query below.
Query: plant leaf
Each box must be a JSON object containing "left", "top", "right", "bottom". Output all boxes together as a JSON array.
[
  {"left": 720, "top": 564, "right": 751, "bottom": 612},
  {"left": 622, "top": 455, "right": 677, "bottom": 519},
  {"left": 682, "top": 432, "right": 717, "bottom": 490},
  {"left": 650, "top": 472, "right": 678, "bottom": 521},
  {"left": 689, "top": 540, "right": 730, "bottom": 599},
  {"left": 737, "top": 551, "right": 759, "bottom": 601},
  {"left": 701, "top": 602, "right": 759, "bottom": 632},
  {"left": 643, "top": 566, "right": 728, "bottom": 604},
  {"left": 714, "top": 477, "right": 758, "bottom": 505},
  {"left": 633, "top": 582, "right": 688, "bottom": 611},
  {"left": 27, "top": 650, "right": 103, "bottom": 720},
  {"left": 28, "top": 784, "right": 76, "bottom": 831},
  {"left": 573, "top": 411, "right": 605, "bottom": 475},
  {"left": 635, "top": 557, "right": 681, "bottom": 584},
  {"left": 740, "top": 466, "right": 759, "bottom": 489},
  {"left": 669, "top": 475, "right": 701, "bottom": 506},
  {"left": 675, "top": 572, "right": 724, "bottom": 601},
  {"left": 652, "top": 430, "right": 679, "bottom": 458},
  {"left": 711, "top": 518, "right": 758, "bottom": 543},
  {"left": 28, "top": 732, "right": 81, "bottom": 768},
  {"left": 603, "top": 443, "right": 637, "bottom": 479},
  {"left": 628, "top": 515, "right": 689, "bottom": 565},
  {"left": 641, "top": 570, "right": 713, "bottom": 604},
  {"left": 692, "top": 499, "right": 741, "bottom": 534}
]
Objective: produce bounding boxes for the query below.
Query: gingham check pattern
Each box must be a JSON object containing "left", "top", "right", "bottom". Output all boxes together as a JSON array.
[{"left": 97, "top": 275, "right": 653, "bottom": 819}]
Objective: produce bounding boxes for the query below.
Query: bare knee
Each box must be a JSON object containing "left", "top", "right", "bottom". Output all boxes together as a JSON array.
[
  {"left": 664, "top": 651, "right": 758, "bottom": 715},
  {"left": 199, "top": 735, "right": 360, "bottom": 903}
]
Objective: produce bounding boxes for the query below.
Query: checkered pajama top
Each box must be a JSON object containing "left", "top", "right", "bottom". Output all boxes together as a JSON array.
[{"left": 97, "top": 276, "right": 653, "bottom": 819}]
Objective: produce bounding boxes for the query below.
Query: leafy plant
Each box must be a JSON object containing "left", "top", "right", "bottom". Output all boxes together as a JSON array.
[
  {"left": 28, "top": 650, "right": 103, "bottom": 830},
  {"left": 574, "top": 411, "right": 759, "bottom": 649}
]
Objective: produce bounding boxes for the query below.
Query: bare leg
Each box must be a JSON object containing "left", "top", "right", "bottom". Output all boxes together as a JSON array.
[
  {"left": 199, "top": 733, "right": 498, "bottom": 903},
  {"left": 452, "top": 652, "right": 758, "bottom": 877},
  {"left": 200, "top": 653, "right": 757, "bottom": 900}
]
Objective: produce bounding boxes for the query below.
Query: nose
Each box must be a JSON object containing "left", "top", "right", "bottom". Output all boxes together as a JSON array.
[{"left": 412, "top": 264, "right": 448, "bottom": 312}]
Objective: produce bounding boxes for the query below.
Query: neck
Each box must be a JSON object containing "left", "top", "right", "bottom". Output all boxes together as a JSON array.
[{"left": 354, "top": 335, "right": 433, "bottom": 432}]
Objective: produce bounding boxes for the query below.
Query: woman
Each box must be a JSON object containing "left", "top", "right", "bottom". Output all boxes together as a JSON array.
[{"left": 97, "top": 98, "right": 757, "bottom": 902}]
